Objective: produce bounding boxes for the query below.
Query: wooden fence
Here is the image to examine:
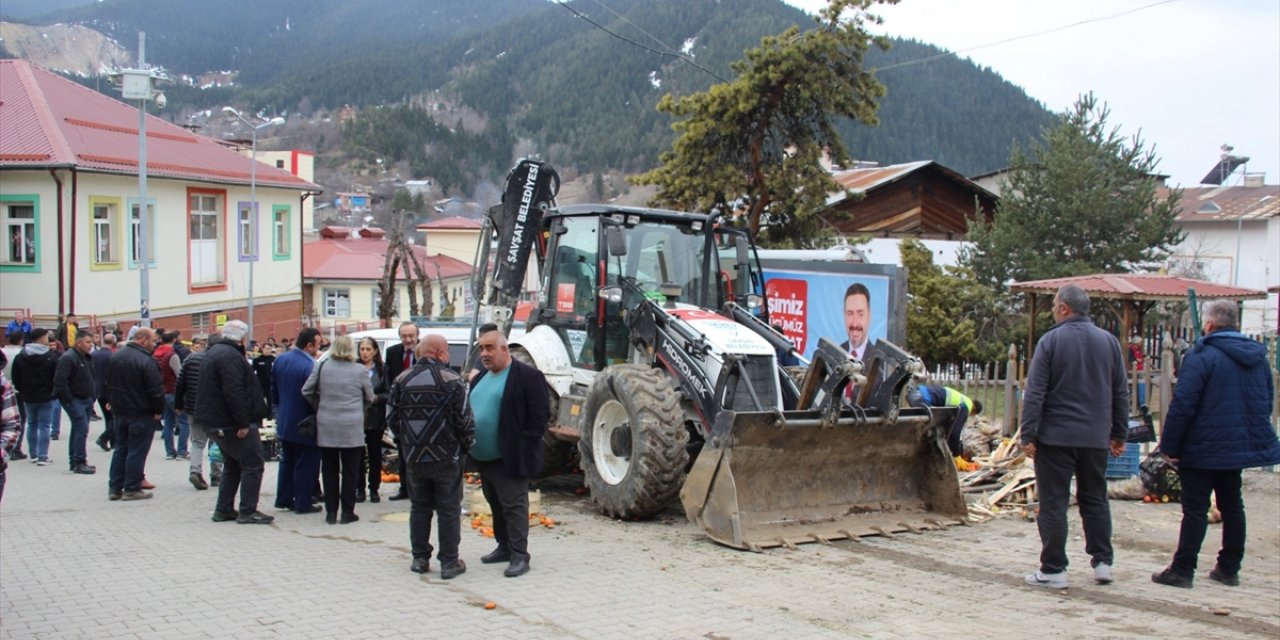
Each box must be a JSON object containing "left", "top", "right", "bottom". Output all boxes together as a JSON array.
[{"left": 931, "top": 332, "right": 1280, "bottom": 443}]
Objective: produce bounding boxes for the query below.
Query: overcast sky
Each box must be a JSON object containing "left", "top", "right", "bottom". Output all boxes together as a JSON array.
[{"left": 782, "top": 0, "right": 1280, "bottom": 187}]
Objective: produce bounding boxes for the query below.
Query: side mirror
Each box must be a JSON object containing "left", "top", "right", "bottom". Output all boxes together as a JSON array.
[
  {"left": 745, "top": 293, "right": 763, "bottom": 310},
  {"left": 734, "top": 235, "right": 749, "bottom": 267},
  {"left": 606, "top": 225, "right": 627, "bottom": 257}
]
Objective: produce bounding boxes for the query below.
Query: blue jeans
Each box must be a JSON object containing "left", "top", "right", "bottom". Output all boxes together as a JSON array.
[
  {"left": 24, "top": 399, "right": 59, "bottom": 461},
  {"left": 109, "top": 416, "right": 157, "bottom": 492},
  {"left": 61, "top": 396, "right": 95, "bottom": 467},
  {"left": 161, "top": 393, "right": 189, "bottom": 457}
]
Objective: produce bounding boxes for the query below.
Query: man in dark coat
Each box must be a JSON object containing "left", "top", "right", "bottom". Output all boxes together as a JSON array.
[
  {"left": 272, "top": 328, "right": 324, "bottom": 513},
  {"left": 53, "top": 331, "right": 97, "bottom": 474},
  {"left": 1020, "top": 284, "right": 1128, "bottom": 589},
  {"left": 468, "top": 328, "right": 550, "bottom": 578},
  {"left": 196, "top": 320, "right": 273, "bottom": 524},
  {"left": 104, "top": 328, "right": 165, "bottom": 500},
  {"left": 1151, "top": 300, "right": 1280, "bottom": 589},
  {"left": 91, "top": 334, "right": 118, "bottom": 452},
  {"left": 383, "top": 321, "right": 419, "bottom": 501},
  {"left": 11, "top": 328, "right": 61, "bottom": 465}
]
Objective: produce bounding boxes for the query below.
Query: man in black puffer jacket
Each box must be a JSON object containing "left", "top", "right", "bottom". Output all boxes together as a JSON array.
[
  {"left": 196, "top": 321, "right": 272, "bottom": 524},
  {"left": 12, "top": 328, "right": 62, "bottom": 465},
  {"left": 175, "top": 334, "right": 221, "bottom": 490},
  {"left": 105, "top": 327, "right": 165, "bottom": 500}
]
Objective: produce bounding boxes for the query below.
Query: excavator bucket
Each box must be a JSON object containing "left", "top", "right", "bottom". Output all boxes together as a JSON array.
[{"left": 680, "top": 406, "right": 967, "bottom": 550}]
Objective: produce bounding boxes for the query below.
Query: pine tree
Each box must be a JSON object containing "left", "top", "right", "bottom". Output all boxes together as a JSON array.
[
  {"left": 964, "top": 93, "right": 1185, "bottom": 288},
  {"left": 633, "top": 0, "right": 889, "bottom": 247}
]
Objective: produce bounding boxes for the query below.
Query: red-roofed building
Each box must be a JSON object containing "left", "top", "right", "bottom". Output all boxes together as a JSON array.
[
  {"left": 0, "top": 59, "right": 322, "bottom": 340},
  {"left": 303, "top": 226, "right": 474, "bottom": 330}
]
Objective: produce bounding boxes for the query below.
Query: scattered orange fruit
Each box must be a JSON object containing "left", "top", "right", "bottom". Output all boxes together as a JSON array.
[{"left": 484, "top": 601, "right": 496, "bottom": 610}]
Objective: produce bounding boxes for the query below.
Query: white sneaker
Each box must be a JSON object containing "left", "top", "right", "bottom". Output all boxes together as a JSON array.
[
  {"left": 1025, "top": 570, "right": 1068, "bottom": 588},
  {"left": 1094, "top": 563, "right": 1113, "bottom": 584}
]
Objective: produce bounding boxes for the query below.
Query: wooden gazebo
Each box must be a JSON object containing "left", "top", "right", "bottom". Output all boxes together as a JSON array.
[{"left": 1010, "top": 273, "right": 1268, "bottom": 358}]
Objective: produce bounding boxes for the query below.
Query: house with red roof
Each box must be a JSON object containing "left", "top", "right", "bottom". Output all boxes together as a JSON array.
[
  {"left": 304, "top": 226, "right": 474, "bottom": 330},
  {"left": 0, "top": 59, "right": 321, "bottom": 339}
]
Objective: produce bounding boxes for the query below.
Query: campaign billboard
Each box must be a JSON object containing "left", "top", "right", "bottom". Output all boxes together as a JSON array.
[{"left": 760, "top": 260, "right": 905, "bottom": 361}]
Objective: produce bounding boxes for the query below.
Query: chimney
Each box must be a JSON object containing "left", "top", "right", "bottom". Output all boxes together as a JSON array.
[{"left": 1243, "top": 172, "right": 1265, "bottom": 187}]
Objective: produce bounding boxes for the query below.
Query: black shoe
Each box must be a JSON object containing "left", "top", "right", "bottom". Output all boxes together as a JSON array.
[
  {"left": 410, "top": 558, "right": 431, "bottom": 574},
  {"left": 388, "top": 490, "right": 409, "bottom": 501},
  {"left": 236, "top": 511, "right": 275, "bottom": 525},
  {"left": 325, "top": 513, "right": 338, "bottom": 525},
  {"left": 210, "top": 476, "right": 222, "bottom": 487},
  {"left": 1208, "top": 567, "right": 1239, "bottom": 586},
  {"left": 481, "top": 547, "right": 512, "bottom": 564},
  {"left": 441, "top": 559, "right": 467, "bottom": 580},
  {"left": 294, "top": 505, "right": 324, "bottom": 514},
  {"left": 95, "top": 437, "right": 111, "bottom": 452},
  {"left": 72, "top": 464, "right": 96, "bottom": 475},
  {"left": 108, "top": 490, "right": 123, "bottom": 501},
  {"left": 9, "top": 451, "right": 27, "bottom": 461},
  {"left": 340, "top": 513, "right": 359, "bottom": 524},
  {"left": 1151, "top": 567, "right": 1193, "bottom": 588},
  {"left": 50, "top": 434, "right": 59, "bottom": 441},
  {"left": 355, "top": 490, "right": 366, "bottom": 503},
  {"left": 211, "top": 509, "right": 239, "bottom": 522},
  {"left": 121, "top": 490, "right": 152, "bottom": 501},
  {"left": 503, "top": 557, "right": 530, "bottom": 578},
  {"left": 369, "top": 490, "right": 380, "bottom": 503}
]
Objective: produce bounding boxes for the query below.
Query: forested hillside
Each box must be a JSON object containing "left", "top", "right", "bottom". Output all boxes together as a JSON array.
[{"left": 13, "top": 0, "right": 1054, "bottom": 185}]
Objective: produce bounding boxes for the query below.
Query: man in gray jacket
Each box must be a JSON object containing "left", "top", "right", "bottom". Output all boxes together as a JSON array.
[{"left": 1020, "top": 284, "right": 1128, "bottom": 589}]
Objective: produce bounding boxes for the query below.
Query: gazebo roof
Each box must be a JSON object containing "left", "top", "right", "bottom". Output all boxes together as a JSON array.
[{"left": 1010, "top": 274, "right": 1267, "bottom": 302}]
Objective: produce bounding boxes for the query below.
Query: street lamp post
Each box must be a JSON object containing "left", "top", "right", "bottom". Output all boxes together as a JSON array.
[
  {"left": 112, "top": 32, "right": 167, "bottom": 327},
  {"left": 222, "top": 107, "right": 284, "bottom": 343}
]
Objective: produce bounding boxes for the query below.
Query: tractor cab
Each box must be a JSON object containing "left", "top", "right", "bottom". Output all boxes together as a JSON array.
[{"left": 531, "top": 205, "right": 730, "bottom": 370}]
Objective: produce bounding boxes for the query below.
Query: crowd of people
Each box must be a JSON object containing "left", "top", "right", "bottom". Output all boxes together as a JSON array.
[
  {"left": 0, "top": 311, "right": 550, "bottom": 581},
  {"left": 2, "top": 293, "right": 1275, "bottom": 588}
]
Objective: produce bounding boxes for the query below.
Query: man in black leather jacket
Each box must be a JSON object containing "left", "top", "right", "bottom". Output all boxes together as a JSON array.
[{"left": 104, "top": 327, "right": 164, "bottom": 500}]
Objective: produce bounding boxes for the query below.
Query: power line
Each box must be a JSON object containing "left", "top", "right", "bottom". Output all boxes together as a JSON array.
[
  {"left": 552, "top": 0, "right": 727, "bottom": 83},
  {"left": 873, "top": 0, "right": 1181, "bottom": 73}
]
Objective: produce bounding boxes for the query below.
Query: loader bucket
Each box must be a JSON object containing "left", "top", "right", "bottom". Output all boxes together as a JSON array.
[{"left": 680, "top": 406, "right": 967, "bottom": 550}]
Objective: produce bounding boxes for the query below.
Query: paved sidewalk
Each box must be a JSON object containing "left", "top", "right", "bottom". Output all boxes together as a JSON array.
[{"left": 2, "top": 437, "right": 1277, "bottom": 639}]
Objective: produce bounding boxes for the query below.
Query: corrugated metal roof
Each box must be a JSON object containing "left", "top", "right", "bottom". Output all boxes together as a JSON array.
[
  {"left": 1010, "top": 273, "right": 1267, "bottom": 301},
  {"left": 303, "top": 237, "right": 473, "bottom": 281},
  {"left": 1165, "top": 185, "right": 1280, "bottom": 221},
  {"left": 0, "top": 59, "right": 319, "bottom": 192},
  {"left": 826, "top": 160, "right": 999, "bottom": 206},
  {"left": 417, "top": 215, "right": 482, "bottom": 230}
]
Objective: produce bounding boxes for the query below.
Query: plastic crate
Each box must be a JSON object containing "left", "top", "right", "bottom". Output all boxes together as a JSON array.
[{"left": 1105, "top": 443, "right": 1141, "bottom": 479}]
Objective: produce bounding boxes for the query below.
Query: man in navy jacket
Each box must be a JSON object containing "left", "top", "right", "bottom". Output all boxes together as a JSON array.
[
  {"left": 272, "top": 328, "right": 324, "bottom": 514},
  {"left": 1152, "top": 300, "right": 1280, "bottom": 588},
  {"left": 468, "top": 328, "right": 549, "bottom": 578}
]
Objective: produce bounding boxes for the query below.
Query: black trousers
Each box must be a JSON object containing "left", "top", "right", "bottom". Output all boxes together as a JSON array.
[
  {"left": 1033, "top": 443, "right": 1113, "bottom": 573},
  {"left": 321, "top": 446, "right": 362, "bottom": 517},
  {"left": 97, "top": 397, "right": 114, "bottom": 446},
  {"left": 407, "top": 458, "right": 464, "bottom": 563},
  {"left": 476, "top": 458, "right": 531, "bottom": 560},
  {"left": 947, "top": 403, "right": 970, "bottom": 456},
  {"left": 1172, "top": 467, "right": 1245, "bottom": 576},
  {"left": 363, "top": 428, "right": 384, "bottom": 493},
  {"left": 211, "top": 427, "right": 265, "bottom": 514}
]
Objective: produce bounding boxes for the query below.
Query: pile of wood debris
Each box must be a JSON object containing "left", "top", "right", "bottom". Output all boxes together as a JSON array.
[{"left": 958, "top": 424, "right": 1037, "bottom": 522}]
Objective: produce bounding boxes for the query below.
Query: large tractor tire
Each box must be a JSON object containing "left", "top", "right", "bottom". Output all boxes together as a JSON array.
[
  {"left": 511, "top": 347, "right": 574, "bottom": 477},
  {"left": 578, "top": 364, "right": 688, "bottom": 519}
]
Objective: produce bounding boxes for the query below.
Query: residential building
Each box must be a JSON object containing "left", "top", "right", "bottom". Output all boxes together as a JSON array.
[
  {"left": 303, "top": 226, "right": 473, "bottom": 332},
  {"left": 0, "top": 60, "right": 321, "bottom": 338},
  {"left": 1165, "top": 180, "right": 1279, "bottom": 334}
]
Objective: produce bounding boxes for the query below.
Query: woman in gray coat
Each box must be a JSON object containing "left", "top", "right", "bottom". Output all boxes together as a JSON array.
[{"left": 302, "top": 336, "right": 373, "bottom": 524}]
